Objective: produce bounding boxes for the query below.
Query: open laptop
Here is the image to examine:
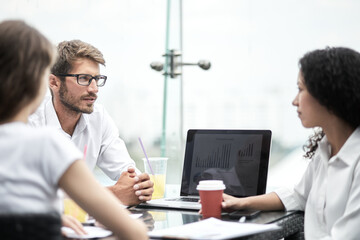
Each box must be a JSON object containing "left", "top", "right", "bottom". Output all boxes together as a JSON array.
[{"left": 139, "top": 129, "right": 272, "bottom": 211}]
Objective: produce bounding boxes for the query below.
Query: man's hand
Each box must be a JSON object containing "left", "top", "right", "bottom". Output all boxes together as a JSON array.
[
  {"left": 108, "top": 169, "right": 140, "bottom": 206},
  {"left": 133, "top": 171, "right": 154, "bottom": 202},
  {"left": 108, "top": 167, "right": 154, "bottom": 206}
]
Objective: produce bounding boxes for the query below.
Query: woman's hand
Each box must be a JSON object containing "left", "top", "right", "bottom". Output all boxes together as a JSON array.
[
  {"left": 61, "top": 214, "right": 87, "bottom": 236},
  {"left": 198, "top": 193, "right": 246, "bottom": 214},
  {"left": 221, "top": 193, "right": 246, "bottom": 211}
]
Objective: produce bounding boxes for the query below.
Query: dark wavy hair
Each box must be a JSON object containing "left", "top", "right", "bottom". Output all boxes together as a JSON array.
[{"left": 299, "top": 47, "right": 360, "bottom": 158}]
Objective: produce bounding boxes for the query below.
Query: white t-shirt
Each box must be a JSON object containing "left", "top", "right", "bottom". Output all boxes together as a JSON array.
[
  {"left": 0, "top": 122, "right": 82, "bottom": 214},
  {"left": 275, "top": 127, "right": 360, "bottom": 240},
  {"left": 29, "top": 96, "right": 137, "bottom": 181}
]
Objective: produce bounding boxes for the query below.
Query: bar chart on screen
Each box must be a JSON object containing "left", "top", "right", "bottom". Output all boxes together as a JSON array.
[
  {"left": 195, "top": 144, "right": 231, "bottom": 168},
  {"left": 238, "top": 143, "right": 254, "bottom": 158}
]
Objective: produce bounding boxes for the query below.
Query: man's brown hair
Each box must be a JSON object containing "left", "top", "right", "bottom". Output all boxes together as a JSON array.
[
  {"left": 0, "top": 20, "right": 55, "bottom": 122},
  {"left": 51, "top": 40, "right": 105, "bottom": 76}
]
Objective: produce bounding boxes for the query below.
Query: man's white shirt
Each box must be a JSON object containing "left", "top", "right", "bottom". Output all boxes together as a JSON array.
[{"left": 29, "top": 96, "right": 137, "bottom": 181}]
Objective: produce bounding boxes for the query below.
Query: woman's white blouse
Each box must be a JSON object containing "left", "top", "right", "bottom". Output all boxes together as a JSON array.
[{"left": 275, "top": 127, "right": 360, "bottom": 240}]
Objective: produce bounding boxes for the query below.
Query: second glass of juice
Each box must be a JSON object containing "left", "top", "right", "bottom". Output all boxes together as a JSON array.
[{"left": 142, "top": 157, "right": 168, "bottom": 199}]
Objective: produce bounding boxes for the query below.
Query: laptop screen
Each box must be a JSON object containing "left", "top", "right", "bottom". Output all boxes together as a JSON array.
[{"left": 180, "top": 129, "right": 272, "bottom": 197}]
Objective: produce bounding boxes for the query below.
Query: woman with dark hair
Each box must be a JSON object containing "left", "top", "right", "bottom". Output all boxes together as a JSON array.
[
  {"left": 221, "top": 47, "right": 360, "bottom": 239},
  {"left": 0, "top": 20, "right": 148, "bottom": 240}
]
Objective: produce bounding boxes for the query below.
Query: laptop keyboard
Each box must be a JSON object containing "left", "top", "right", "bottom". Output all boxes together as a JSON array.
[{"left": 166, "top": 197, "right": 199, "bottom": 202}]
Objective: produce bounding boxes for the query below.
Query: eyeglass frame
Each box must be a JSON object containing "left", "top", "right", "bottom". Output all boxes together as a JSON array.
[{"left": 56, "top": 73, "right": 107, "bottom": 87}]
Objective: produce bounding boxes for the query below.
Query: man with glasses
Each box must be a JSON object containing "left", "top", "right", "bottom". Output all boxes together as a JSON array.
[{"left": 29, "top": 40, "right": 153, "bottom": 208}]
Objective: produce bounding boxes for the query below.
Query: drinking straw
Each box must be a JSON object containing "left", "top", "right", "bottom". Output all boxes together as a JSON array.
[
  {"left": 138, "top": 137, "right": 155, "bottom": 176},
  {"left": 83, "top": 144, "right": 87, "bottom": 161}
]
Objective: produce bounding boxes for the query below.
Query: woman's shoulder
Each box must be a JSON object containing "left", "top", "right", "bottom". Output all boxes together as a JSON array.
[
  {"left": 16, "top": 123, "right": 72, "bottom": 149},
  {"left": 1, "top": 122, "right": 54, "bottom": 141},
  {"left": 25, "top": 124, "right": 61, "bottom": 141}
]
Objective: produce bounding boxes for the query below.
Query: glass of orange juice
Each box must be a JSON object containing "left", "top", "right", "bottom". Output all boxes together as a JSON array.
[
  {"left": 142, "top": 157, "right": 168, "bottom": 199},
  {"left": 63, "top": 198, "right": 88, "bottom": 223}
]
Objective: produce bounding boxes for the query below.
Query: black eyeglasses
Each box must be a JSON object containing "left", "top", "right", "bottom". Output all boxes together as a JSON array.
[{"left": 56, "top": 74, "right": 107, "bottom": 87}]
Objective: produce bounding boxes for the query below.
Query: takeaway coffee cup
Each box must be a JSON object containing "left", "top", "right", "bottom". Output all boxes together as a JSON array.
[{"left": 196, "top": 180, "right": 226, "bottom": 219}]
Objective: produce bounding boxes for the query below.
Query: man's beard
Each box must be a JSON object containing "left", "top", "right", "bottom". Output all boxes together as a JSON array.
[{"left": 59, "top": 82, "right": 96, "bottom": 114}]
